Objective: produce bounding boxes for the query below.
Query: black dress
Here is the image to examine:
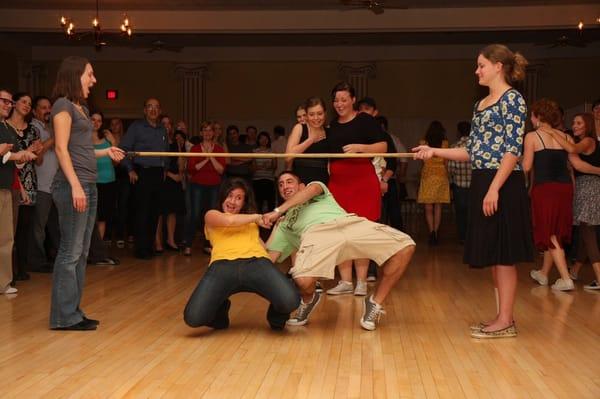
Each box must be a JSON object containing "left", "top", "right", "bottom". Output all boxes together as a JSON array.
[
  {"left": 160, "top": 142, "right": 186, "bottom": 214},
  {"left": 291, "top": 124, "right": 329, "bottom": 185}
]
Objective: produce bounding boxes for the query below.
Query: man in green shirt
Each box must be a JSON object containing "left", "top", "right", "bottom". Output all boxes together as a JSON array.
[{"left": 265, "top": 171, "right": 415, "bottom": 331}]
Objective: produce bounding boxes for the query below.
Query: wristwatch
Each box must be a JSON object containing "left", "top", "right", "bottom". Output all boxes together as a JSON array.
[{"left": 274, "top": 207, "right": 283, "bottom": 214}]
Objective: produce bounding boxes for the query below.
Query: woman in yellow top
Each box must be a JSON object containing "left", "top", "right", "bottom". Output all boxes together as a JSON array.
[
  {"left": 183, "top": 178, "right": 300, "bottom": 330},
  {"left": 417, "top": 121, "right": 450, "bottom": 245}
]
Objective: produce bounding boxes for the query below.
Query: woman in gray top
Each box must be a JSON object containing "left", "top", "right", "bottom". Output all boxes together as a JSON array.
[{"left": 49, "top": 56, "right": 124, "bottom": 331}]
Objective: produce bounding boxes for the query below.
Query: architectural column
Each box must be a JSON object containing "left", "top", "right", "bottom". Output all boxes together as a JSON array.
[
  {"left": 337, "top": 62, "right": 376, "bottom": 100},
  {"left": 175, "top": 64, "right": 208, "bottom": 136},
  {"left": 18, "top": 61, "right": 47, "bottom": 96},
  {"left": 522, "top": 63, "right": 544, "bottom": 104}
]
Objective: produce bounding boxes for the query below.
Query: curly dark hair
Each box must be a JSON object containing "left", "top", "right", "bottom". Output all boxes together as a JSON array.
[
  {"left": 530, "top": 98, "right": 562, "bottom": 128},
  {"left": 217, "top": 178, "right": 257, "bottom": 214}
]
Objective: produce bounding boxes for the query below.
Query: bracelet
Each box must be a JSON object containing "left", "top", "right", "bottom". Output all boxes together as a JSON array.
[{"left": 274, "top": 207, "right": 283, "bottom": 214}]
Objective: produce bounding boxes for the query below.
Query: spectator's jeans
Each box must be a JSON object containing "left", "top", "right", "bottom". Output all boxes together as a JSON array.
[
  {"left": 185, "top": 183, "right": 219, "bottom": 247},
  {"left": 50, "top": 181, "right": 97, "bottom": 328},
  {"left": 184, "top": 257, "right": 300, "bottom": 329},
  {"left": 0, "top": 189, "right": 14, "bottom": 290},
  {"left": 451, "top": 184, "right": 470, "bottom": 242},
  {"left": 28, "top": 191, "right": 60, "bottom": 270}
]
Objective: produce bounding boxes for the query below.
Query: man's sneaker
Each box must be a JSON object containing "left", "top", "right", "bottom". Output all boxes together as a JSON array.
[
  {"left": 584, "top": 280, "right": 600, "bottom": 290},
  {"left": 286, "top": 291, "right": 321, "bottom": 326},
  {"left": 354, "top": 280, "right": 368, "bottom": 296},
  {"left": 360, "top": 295, "right": 386, "bottom": 331},
  {"left": 551, "top": 278, "right": 574, "bottom": 291},
  {"left": 315, "top": 281, "right": 323, "bottom": 293},
  {"left": 326, "top": 280, "right": 353, "bottom": 295},
  {"left": 530, "top": 269, "right": 548, "bottom": 286}
]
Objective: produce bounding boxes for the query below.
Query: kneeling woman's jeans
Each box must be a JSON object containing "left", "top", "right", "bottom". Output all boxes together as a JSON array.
[
  {"left": 184, "top": 257, "right": 300, "bottom": 329},
  {"left": 49, "top": 181, "right": 97, "bottom": 328}
]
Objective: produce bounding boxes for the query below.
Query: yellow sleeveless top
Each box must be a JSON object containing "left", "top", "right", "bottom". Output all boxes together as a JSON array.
[{"left": 205, "top": 223, "right": 268, "bottom": 265}]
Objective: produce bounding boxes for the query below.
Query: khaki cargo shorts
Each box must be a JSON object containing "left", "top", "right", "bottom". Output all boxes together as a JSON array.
[{"left": 289, "top": 215, "right": 415, "bottom": 279}]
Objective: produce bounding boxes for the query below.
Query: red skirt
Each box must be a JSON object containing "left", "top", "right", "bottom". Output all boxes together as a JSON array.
[
  {"left": 530, "top": 182, "right": 573, "bottom": 250},
  {"left": 328, "top": 159, "right": 380, "bottom": 221}
]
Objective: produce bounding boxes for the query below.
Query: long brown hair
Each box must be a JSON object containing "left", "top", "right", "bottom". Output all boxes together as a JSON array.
[
  {"left": 479, "top": 44, "right": 528, "bottom": 85},
  {"left": 51, "top": 56, "right": 90, "bottom": 104},
  {"left": 217, "top": 178, "right": 257, "bottom": 214}
]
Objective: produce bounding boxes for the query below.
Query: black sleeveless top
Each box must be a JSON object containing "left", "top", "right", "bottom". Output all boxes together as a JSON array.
[
  {"left": 575, "top": 138, "right": 600, "bottom": 177},
  {"left": 533, "top": 131, "right": 570, "bottom": 185},
  {"left": 292, "top": 124, "right": 329, "bottom": 185}
]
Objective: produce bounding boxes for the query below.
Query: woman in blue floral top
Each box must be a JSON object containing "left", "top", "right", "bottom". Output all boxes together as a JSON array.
[{"left": 413, "top": 44, "right": 534, "bottom": 339}]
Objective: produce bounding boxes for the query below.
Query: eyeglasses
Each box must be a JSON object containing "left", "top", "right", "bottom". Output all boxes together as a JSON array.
[
  {"left": 145, "top": 104, "right": 160, "bottom": 110},
  {"left": 0, "top": 98, "right": 15, "bottom": 107}
]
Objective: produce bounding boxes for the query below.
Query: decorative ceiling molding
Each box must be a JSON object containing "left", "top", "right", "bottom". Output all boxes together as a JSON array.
[{"left": 0, "top": 5, "right": 598, "bottom": 34}]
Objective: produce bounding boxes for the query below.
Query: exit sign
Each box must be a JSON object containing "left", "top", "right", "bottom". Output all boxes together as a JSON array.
[{"left": 106, "top": 89, "right": 118, "bottom": 100}]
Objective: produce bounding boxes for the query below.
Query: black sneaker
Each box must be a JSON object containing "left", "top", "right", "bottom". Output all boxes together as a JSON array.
[
  {"left": 584, "top": 280, "right": 600, "bottom": 290},
  {"left": 51, "top": 318, "right": 98, "bottom": 331}
]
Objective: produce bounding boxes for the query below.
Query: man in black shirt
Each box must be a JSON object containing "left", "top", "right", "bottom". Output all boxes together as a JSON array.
[{"left": 119, "top": 97, "right": 168, "bottom": 259}]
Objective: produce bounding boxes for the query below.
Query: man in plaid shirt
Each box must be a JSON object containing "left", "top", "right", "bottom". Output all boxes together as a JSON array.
[{"left": 447, "top": 121, "right": 471, "bottom": 244}]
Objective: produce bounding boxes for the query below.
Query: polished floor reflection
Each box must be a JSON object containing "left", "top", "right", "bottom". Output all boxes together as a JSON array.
[{"left": 1, "top": 225, "right": 599, "bottom": 398}]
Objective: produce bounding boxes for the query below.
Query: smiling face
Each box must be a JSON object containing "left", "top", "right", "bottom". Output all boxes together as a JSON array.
[
  {"left": 306, "top": 104, "right": 325, "bottom": 129},
  {"left": 296, "top": 107, "right": 307, "bottom": 124},
  {"left": 202, "top": 125, "right": 214, "bottom": 141},
  {"left": 222, "top": 187, "right": 246, "bottom": 214},
  {"left": 13, "top": 95, "right": 32, "bottom": 118},
  {"left": 33, "top": 98, "right": 51, "bottom": 123},
  {"left": 333, "top": 90, "right": 355, "bottom": 119},
  {"left": 278, "top": 173, "right": 304, "bottom": 200},
  {"left": 0, "top": 90, "right": 13, "bottom": 119},
  {"left": 110, "top": 118, "right": 123, "bottom": 135},
  {"left": 91, "top": 113, "right": 103, "bottom": 132},
  {"left": 572, "top": 115, "right": 587, "bottom": 138},
  {"left": 475, "top": 54, "right": 502, "bottom": 87},
  {"left": 80, "top": 63, "right": 96, "bottom": 99}
]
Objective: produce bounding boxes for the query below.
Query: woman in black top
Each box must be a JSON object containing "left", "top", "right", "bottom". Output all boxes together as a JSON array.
[
  {"left": 155, "top": 130, "right": 186, "bottom": 252},
  {"left": 325, "top": 82, "right": 387, "bottom": 296},
  {"left": 522, "top": 99, "right": 575, "bottom": 291},
  {"left": 286, "top": 97, "right": 329, "bottom": 185},
  {"left": 544, "top": 113, "right": 600, "bottom": 290}
]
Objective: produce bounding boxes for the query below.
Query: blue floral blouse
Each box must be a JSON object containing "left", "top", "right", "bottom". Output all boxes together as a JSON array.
[{"left": 466, "top": 88, "right": 527, "bottom": 171}]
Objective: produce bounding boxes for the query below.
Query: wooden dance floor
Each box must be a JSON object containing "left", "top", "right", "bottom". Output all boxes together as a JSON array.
[{"left": 2, "top": 228, "right": 599, "bottom": 398}]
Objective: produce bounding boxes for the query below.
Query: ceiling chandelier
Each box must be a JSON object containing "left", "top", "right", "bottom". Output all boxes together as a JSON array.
[{"left": 60, "top": 0, "right": 133, "bottom": 50}]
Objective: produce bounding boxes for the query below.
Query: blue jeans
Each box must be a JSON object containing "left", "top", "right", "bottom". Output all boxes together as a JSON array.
[
  {"left": 185, "top": 183, "right": 219, "bottom": 246},
  {"left": 184, "top": 257, "right": 300, "bottom": 329},
  {"left": 49, "top": 181, "right": 97, "bottom": 328}
]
